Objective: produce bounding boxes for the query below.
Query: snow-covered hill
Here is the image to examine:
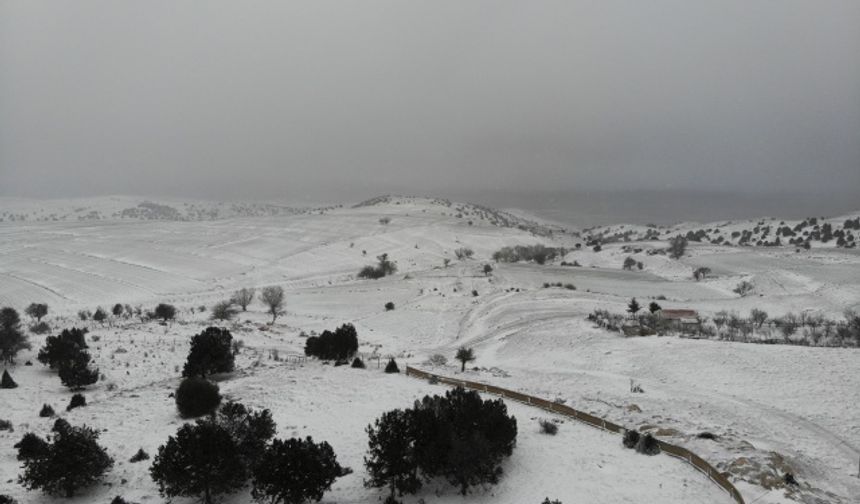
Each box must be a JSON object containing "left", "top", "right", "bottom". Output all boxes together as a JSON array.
[{"left": 1, "top": 196, "right": 858, "bottom": 504}]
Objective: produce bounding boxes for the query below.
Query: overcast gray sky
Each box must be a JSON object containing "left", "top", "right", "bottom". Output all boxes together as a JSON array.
[{"left": 1, "top": 1, "right": 858, "bottom": 202}]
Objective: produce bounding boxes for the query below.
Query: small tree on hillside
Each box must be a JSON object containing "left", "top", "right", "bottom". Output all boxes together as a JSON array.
[
  {"left": 260, "top": 286, "right": 285, "bottom": 324},
  {"left": 92, "top": 307, "right": 108, "bottom": 325},
  {"left": 183, "top": 327, "right": 235, "bottom": 378},
  {"left": 231, "top": 288, "right": 256, "bottom": 312},
  {"left": 150, "top": 420, "right": 245, "bottom": 504},
  {"left": 454, "top": 248, "right": 474, "bottom": 260},
  {"left": 693, "top": 267, "right": 711, "bottom": 281},
  {"left": 210, "top": 301, "right": 238, "bottom": 322},
  {"left": 627, "top": 298, "right": 641, "bottom": 316},
  {"left": 18, "top": 419, "right": 113, "bottom": 498},
  {"left": 1, "top": 307, "right": 30, "bottom": 365},
  {"left": 25, "top": 303, "right": 48, "bottom": 322},
  {"left": 750, "top": 309, "right": 768, "bottom": 329},
  {"left": 455, "top": 347, "right": 475, "bottom": 372},
  {"left": 154, "top": 303, "right": 177, "bottom": 322},
  {"left": 733, "top": 280, "right": 754, "bottom": 297},
  {"left": 668, "top": 236, "right": 688, "bottom": 259},
  {"left": 483, "top": 264, "right": 493, "bottom": 276},
  {"left": 112, "top": 304, "right": 124, "bottom": 318},
  {"left": 622, "top": 257, "right": 637, "bottom": 270},
  {"left": 251, "top": 437, "right": 344, "bottom": 504},
  {"left": 648, "top": 302, "right": 662, "bottom": 314}
]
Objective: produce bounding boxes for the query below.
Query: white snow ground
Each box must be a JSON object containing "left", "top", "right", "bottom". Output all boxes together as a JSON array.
[{"left": 1, "top": 196, "right": 858, "bottom": 504}]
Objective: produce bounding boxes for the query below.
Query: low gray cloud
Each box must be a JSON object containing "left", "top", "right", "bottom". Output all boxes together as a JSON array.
[{"left": 2, "top": 1, "right": 858, "bottom": 202}]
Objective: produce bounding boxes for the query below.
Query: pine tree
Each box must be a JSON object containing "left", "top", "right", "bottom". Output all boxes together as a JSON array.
[
  {"left": 364, "top": 409, "right": 421, "bottom": 499},
  {"left": 150, "top": 420, "right": 245, "bottom": 504},
  {"left": 58, "top": 352, "right": 99, "bottom": 390},
  {"left": 384, "top": 358, "right": 399, "bottom": 374},
  {"left": 0, "top": 307, "right": 30, "bottom": 365},
  {"left": 18, "top": 420, "right": 113, "bottom": 497},
  {"left": 182, "top": 327, "right": 235, "bottom": 378},
  {"left": 37, "top": 328, "right": 88, "bottom": 369},
  {"left": 175, "top": 377, "right": 221, "bottom": 418},
  {"left": 252, "top": 437, "right": 344, "bottom": 504},
  {"left": 213, "top": 401, "right": 275, "bottom": 470},
  {"left": 627, "top": 298, "right": 641, "bottom": 316},
  {"left": 1, "top": 369, "right": 17, "bottom": 388}
]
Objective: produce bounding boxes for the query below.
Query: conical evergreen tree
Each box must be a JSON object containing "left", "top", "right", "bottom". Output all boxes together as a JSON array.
[{"left": 1, "top": 369, "right": 17, "bottom": 388}]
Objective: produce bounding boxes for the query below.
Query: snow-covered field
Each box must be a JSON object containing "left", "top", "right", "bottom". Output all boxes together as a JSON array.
[{"left": 1, "top": 196, "right": 858, "bottom": 504}]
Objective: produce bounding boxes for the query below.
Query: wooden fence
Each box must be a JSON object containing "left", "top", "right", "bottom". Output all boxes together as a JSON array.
[{"left": 405, "top": 366, "right": 745, "bottom": 504}]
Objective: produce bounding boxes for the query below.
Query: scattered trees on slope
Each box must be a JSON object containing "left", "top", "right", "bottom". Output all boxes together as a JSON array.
[{"left": 358, "top": 253, "right": 398, "bottom": 279}]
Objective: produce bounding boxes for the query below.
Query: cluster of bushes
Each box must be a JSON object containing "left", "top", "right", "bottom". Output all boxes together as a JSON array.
[
  {"left": 151, "top": 401, "right": 346, "bottom": 504},
  {"left": 622, "top": 430, "right": 660, "bottom": 455},
  {"left": 491, "top": 245, "right": 565, "bottom": 265},
  {"left": 37, "top": 328, "right": 99, "bottom": 390},
  {"left": 358, "top": 253, "right": 398, "bottom": 279},
  {"left": 622, "top": 256, "right": 644, "bottom": 270},
  {"left": 364, "top": 387, "right": 517, "bottom": 500},
  {"left": 304, "top": 323, "right": 359, "bottom": 361},
  {"left": 542, "top": 281, "right": 576, "bottom": 290}
]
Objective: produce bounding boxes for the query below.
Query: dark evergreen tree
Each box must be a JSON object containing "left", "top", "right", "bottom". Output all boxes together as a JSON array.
[
  {"left": 213, "top": 401, "right": 275, "bottom": 469},
  {"left": 154, "top": 303, "right": 177, "bottom": 322},
  {"left": 365, "top": 387, "right": 517, "bottom": 498},
  {"left": 39, "top": 404, "right": 55, "bottom": 417},
  {"left": 648, "top": 301, "right": 662, "bottom": 314},
  {"left": 351, "top": 357, "right": 366, "bottom": 369},
  {"left": 1, "top": 369, "right": 17, "bottom": 388},
  {"left": 175, "top": 377, "right": 221, "bottom": 418},
  {"left": 18, "top": 419, "right": 113, "bottom": 497},
  {"left": 129, "top": 448, "right": 150, "bottom": 463},
  {"left": 66, "top": 393, "right": 86, "bottom": 411},
  {"left": 303, "top": 323, "right": 358, "bottom": 361},
  {"left": 58, "top": 351, "right": 99, "bottom": 390},
  {"left": 92, "top": 307, "right": 108, "bottom": 324},
  {"left": 0, "top": 307, "right": 30, "bottom": 365},
  {"left": 627, "top": 298, "right": 641, "bottom": 316},
  {"left": 251, "top": 437, "right": 344, "bottom": 504},
  {"left": 37, "top": 328, "right": 88, "bottom": 369},
  {"left": 622, "top": 429, "right": 640, "bottom": 449},
  {"left": 14, "top": 432, "right": 49, "bottom": 461},
  {"left": 150, "top": 420, "right": 245, "bottom": 504},
  {"left": 364, "top": 409, "right": 422, "bottom": 499},
  {"left": 384, "top": 358, "right": 399, "bottom": 374},
  {"left": 112, "top": 304, "right": 124, "bottom": 318},
  {"left": 182, "top": 327, "right": 235, "bottom": 378},
  {"left": 635, "top": 433, "right": 661, "bottom": 455}
]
